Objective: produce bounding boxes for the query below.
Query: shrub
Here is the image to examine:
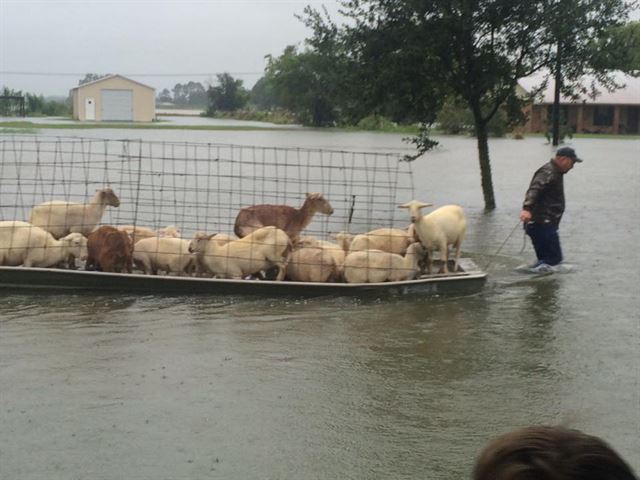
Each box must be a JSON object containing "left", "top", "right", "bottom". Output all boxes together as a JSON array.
[{"left": 356, "top": 114, "right": 397, "bottom": 130}]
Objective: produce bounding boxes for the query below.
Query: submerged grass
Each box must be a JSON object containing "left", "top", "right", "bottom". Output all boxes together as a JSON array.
[
  {"left": 0, "top": 121, "right": 299, "bottom": 132},
  {"left": 1, "top": 120, "right": 638, "bottom": 140}
]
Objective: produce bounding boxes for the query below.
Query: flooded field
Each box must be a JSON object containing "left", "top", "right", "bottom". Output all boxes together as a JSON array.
[{"left": 1, "top": 128, "right": 638, "bottom": 479}]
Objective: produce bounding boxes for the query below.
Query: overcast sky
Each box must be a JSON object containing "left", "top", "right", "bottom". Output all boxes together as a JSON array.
[
  {"left": 2, "top": 1, "right": 638, "bottom": 98},
  {"left": 0, "top": 0, "right": 343, "bottom": 96}
]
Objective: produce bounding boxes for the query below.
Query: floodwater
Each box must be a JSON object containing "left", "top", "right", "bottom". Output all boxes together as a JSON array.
[{"left": 1, "top": 127, "right": 639, "bottom": 479}]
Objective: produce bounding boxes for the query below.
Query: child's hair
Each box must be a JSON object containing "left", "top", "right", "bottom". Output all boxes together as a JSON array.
[{"left": 473, "top": 426, "right": 637, "bottom": 480}]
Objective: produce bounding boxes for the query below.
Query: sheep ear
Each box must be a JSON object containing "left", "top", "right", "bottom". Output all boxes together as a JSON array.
[{"left": 398, "top": 203, "right": 410, "bottom": 209}]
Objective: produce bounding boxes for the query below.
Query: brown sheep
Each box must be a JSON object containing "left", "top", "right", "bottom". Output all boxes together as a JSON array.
[
  {"left": 86, "top": 226, "right": 133, "bottom": 273},
  {"left": 233, "top": 192, "right": 334, "bottom": 243}
]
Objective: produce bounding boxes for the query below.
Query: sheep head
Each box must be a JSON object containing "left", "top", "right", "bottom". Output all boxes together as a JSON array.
[
  {"left": 332, "top": 231, "right": 355, "bottom": 252},
  {"left": 399, "top": 200, "right": 433, "bottom": 222},
  {"left": 61, "top": 232, "right": 88, "bottom": 260},
  {"left": 188, "top": 232, "right": 211, "bottom": 254},
  {"left": 98, "top": 188, "right": 120, "bottom": 207},
  {"left": 306, "top": 192, "right": 334, "bottom": 215},
  {"left": 160, "top": 225, "right": 181, "bottom": 237}
]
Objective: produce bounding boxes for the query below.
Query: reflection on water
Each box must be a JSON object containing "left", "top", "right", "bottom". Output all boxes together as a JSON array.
[{"left": 1, "top": 133, "right": 638, "bottom": 479}]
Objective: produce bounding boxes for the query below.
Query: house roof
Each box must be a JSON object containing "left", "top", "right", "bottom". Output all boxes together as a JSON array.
[
  {"left": 519, "top": 72, "right": 640, "bottom": 105},
  {"left": 70, "top": 74, "right": 155, "bottom": 91}
]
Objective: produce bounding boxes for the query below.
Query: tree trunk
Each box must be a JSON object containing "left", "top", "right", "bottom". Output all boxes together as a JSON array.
[
  {"left": 552, "top": 42, "right": 562, "bottom": 146},
  {"left": 471, "top": 105, "right": 496, "bottom": 210}
]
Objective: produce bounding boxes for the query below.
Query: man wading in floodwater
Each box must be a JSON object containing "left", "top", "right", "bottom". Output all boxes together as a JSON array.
[{"left": 519, "top": 146, "right": 582, "bottom": 273}]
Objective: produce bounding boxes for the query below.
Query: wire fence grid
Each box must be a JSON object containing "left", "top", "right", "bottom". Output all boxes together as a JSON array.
[{"left": 0, "top": 135, "right": 416, "bottom": 240}]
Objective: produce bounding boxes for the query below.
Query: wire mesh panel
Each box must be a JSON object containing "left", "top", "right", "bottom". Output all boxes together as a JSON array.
[{"left": 0, "top": 135, "right": 415, "bottom": 240}]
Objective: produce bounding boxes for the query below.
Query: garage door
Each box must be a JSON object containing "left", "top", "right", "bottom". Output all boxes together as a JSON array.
[{"left": 101, "top": 89, "right": 133, "bottom": 121}]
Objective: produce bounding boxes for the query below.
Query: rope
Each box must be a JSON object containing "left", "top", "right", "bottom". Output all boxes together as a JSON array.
[{"left": 484, "top": 220, "right": 524, "bottom": 270}]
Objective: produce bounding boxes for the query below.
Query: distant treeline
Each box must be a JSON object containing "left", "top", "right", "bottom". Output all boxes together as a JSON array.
[{"left": 0, "top": 87, "right": 70, "bottom": 117}]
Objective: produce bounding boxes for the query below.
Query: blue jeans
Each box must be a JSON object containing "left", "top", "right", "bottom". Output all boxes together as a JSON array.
[{"left": 525, "top": 222, "right": 563, "bottom": 266}]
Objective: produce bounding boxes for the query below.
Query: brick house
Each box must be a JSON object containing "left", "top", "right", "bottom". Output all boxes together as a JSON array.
[{"left": 522, "top": 74, "right": 640, "bottom": 135}]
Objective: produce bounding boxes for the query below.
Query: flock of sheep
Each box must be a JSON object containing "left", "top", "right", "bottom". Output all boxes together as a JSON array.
[{"left": 0, "top": 187, "right": 468, "bottom": 284}]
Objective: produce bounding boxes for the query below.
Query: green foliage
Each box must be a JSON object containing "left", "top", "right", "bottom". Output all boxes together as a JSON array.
[
  {"left": 206, "top": 73, "right": 249, "bottom": 114},
  {"left": 301, "top": 0, "right": 630, "bottom": 208},
  {"left": 355, "top": 115, "right": 397, "bottom": 130},
  {"left": 249, "top": 77, "right": 279, "bottom": 110},
  {"left": 436, "top": 97, "right": 514, "bottom": 138},
  {"left": 211, "top": 108, "right": 298, "bottom": 125},
  {"left": 436, "top": 99, "right": 473, "bottom": 135},
  {"left": 543, "top": 111, "right": 574, "bottom": 143},
  {"left": 262, "top": 45, "right": 340, "bottom": 126},
  {"left": 157, "top": 88, "right": 173, "bottom": 103},
  {"left": 171, "top": 81, "right": 207, "bottom": 107},
  {"left": 589, "top": 21, "right": 640, "bottom": 73},
  {"left": 1, "top": 87, "right": 70, "bottom": 116}
]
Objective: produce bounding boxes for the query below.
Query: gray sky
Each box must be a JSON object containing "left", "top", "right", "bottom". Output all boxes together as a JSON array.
[
  {"left": 0, "top": 0, "right": 342, "bottom": 96},
  {"left": 2, "top": 1, "right": 638, "bottom": 98}
]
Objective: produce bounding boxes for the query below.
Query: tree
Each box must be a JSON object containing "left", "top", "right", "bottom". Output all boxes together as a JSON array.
[
  {"left": 262, "top": 45, "right": 342, "bottom": 126},
  {"left": 172, "top": 83, "right": 187, "bottom": 105},
  {"left": 250, "top": 76, "right": 279, "bottom": 110},
  {"left": 79, "top": 73, "right": 109, "bottom": 85},
  {"left": 303, "top": 0, "right": 630, "bottom": 209},
  {"left": 542, "top": 0, "right": 630, "bottom": 145},
  {"left": 157, "top": 88, "right": 173, "bottom": 103},
  {"left": 206, "top": 73, "right": 249, "bottom": 114},
  {"left": 589, "top": 21, "right": 640, "bottom": 73}
]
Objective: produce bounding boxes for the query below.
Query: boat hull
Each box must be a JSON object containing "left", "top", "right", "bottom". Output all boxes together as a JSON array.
[{"left": 0, "top": 259, "right": 487, "bottom": 298}]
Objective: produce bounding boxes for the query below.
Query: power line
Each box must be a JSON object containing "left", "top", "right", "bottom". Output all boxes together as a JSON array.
[{"left": 0, "top": 71, "right": 264, "bottom": 77}]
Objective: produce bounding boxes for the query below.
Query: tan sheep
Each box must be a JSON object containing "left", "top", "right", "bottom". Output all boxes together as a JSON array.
[
  {"left": 29, "top": 188, "right": 120, "bottom": 239},
  {"left": 343, "top": 242, "right": 425, "bottom": 283},
  {"left": 399, "top": 201, "right": 466, "bottom": 274},
  {"left": 0, "top": 221, "right": 87, "bottom": 268},
  {"left": 116, "top": 224, "right": 181, "bottom": 244},
  {"left": 348, "top": 227, "right": 413, "bottom": 255},
  {"left": 286, "top": 247, "right": 339, "bottom": 282},
  {"left": 133, "top": 237, "right": 194, "bottom": 275},
  {"left": 189, "top": 226, "right": 292, "bottom": 280}
]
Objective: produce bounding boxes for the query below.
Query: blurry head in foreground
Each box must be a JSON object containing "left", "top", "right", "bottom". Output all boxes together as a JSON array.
[{"left": 473, "top": 426, "right": 638, "bottom": 480}]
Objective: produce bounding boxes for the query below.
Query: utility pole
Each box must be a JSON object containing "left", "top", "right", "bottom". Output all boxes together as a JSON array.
[{"left": 552, "top": 41, "right": 562, "bottom": 146}]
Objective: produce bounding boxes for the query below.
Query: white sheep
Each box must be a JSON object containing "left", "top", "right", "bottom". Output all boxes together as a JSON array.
[
  {"left": 0, "top": 221, "right": 87, "bottom": 268},
  {"left": 188, "top": 226, "right": 291, "bottom": 280},
  {"left": 343, "top": 242, "right": 425, "bottom": 283},
  {"left": 117, "top": 224, "right": 181, "bottom": 244},
  {"left": 348, "top": 227, "right": 413, "bottom": 255},
  {"left": 297, "top": 236, "right": 346, "bottom": 278},
  {"left": 286, "top": 246, "right": 339, "bottom": 282},
  {"left": 332, "top": 232, "right": 355, "bottom": 252},
  {"left": 29, "top": 188, "right": 120, "bottom": 239},
  {"left": 210, "top": 233, "right": 236, "bottom": 245},
  {"left": 398, "top": 200, "right": 466, "bottom": 274},
  {"left": 133, "top": 237, "right": 194, "bottom": 275}
]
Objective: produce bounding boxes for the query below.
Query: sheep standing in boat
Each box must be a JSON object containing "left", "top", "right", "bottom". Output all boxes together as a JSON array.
[
  {"left": 233, "top": 193, "right": 334, "bottom": 244},
  {"left": 399, "top": 201, "right": 466, "bottom": 274},
  {"left": 86, "top": 226, "right": 133, "bottom": 273},
  {"left": 29, "top": 188, "right": 120, "bottom": 238}
]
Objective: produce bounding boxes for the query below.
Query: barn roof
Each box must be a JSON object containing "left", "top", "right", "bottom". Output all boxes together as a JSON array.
[
  {"left": 519, "top": 72, "right": 640, "bottom": 105},
  {"left": 70, "top": 74, "right": 155, "bottom": 91}
]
